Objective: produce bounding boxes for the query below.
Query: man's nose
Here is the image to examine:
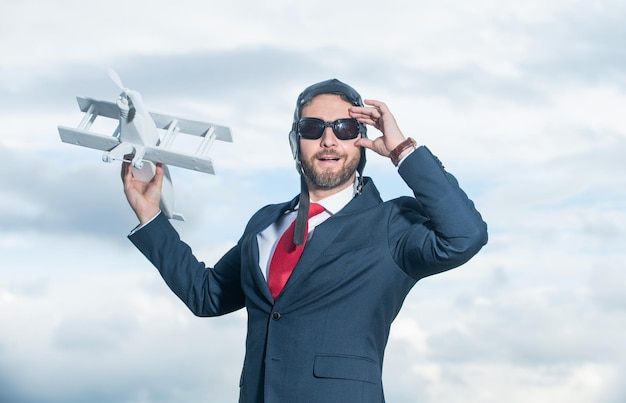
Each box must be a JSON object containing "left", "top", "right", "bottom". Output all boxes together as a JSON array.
[{"left": 320, "top": 126, "right": 338, "bottom": 147}]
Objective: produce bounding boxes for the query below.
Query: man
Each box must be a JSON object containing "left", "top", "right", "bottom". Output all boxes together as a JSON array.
[{"left": 122, "top": 79, "right": 488, "bottom": 402}]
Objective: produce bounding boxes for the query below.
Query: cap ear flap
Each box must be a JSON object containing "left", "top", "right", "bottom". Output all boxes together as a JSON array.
[
  {"left": 289, "top": 125, "right": 304, "bottom": 174},
  {"left": 289, "top": 122, "right": 299, "bottom": 160}
]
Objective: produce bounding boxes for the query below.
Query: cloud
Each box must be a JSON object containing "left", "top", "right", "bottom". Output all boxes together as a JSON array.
[
  {"left": 1, "top": 1, "right": 626, "bottom": 402},
  {"left": 0, "top": 144, "right": 137, "bottom": 240},
  {"left": 52, "top": 314, "right": 138, "bottom": 351}
]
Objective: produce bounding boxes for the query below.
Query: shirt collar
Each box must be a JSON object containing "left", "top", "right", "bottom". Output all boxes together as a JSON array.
[{"left": 295, "top": 179, "right": 357, "bottom": 216}]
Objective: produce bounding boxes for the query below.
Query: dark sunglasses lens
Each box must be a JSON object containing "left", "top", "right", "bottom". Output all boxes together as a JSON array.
[
  {"left": 299, "top": 119, "right": 324, "bottom": 139},
  {"left": 298, "top": 118, "right": 360, "bottom": 140},
  {"left": 335, "top": 119, "right": 360, "bottom": 140}
]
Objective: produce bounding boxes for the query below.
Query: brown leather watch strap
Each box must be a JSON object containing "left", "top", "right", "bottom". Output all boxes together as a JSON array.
[{"left": 390, "top": 137, "right": 417, "bottom": 166}]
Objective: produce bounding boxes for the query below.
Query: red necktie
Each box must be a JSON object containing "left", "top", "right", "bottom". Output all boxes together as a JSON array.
[{"left": 268, "top": 203, "right": 325, "bottom": 299}]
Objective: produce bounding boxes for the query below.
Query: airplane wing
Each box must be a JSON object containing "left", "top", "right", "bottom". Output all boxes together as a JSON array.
[
  {"left": 76, "top": 97, "right": 120, "bottom": 119},
  {"left": 58, "top": 126, "right": 121, "bottom": 151},
  {"left": 59, "top": 125, "right": 218, "bottom": 174},
  {"left": 75, "top": 97, "right": 232, "bottom": 142},
  {"left": 60, "top": 96, "right": 232, "bottom": 174},
  {"left": 141, "top": 145, "right": 216, "bottom": 174},
  {"left": 150, "top": 111, "right": 233, "bottom": 142}
]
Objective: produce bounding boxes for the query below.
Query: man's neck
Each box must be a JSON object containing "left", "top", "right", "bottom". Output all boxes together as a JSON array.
[
  {"left": 304, "top": 180, "right": 357, "bottom": 216},
  {"left": 307, "top": 175, "right": 356, "bottom": 202}
]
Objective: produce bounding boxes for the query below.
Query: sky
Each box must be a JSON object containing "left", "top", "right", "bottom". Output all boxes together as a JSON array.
[{"left": 1, "top": 0, "right": 625, "bottom": 402}]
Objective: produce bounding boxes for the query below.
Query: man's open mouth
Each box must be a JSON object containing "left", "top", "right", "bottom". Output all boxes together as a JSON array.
[{"left": 317, "top": 155, "right": 341, "bottom": 161}]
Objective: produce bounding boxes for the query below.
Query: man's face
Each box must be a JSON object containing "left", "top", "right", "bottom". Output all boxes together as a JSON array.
[{"left": 299, "top": 94, "right": 361, "bottom": 194}]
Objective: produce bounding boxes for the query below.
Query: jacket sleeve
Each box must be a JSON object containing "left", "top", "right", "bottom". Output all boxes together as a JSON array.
[
  {"left": 128, "top": 212, "right": 245, "bottom": 316},
  {"left": 393, "top": 146, "right": 488, "bottom": 279}
]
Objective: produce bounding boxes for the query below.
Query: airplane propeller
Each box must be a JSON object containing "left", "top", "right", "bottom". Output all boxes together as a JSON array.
[
  {"left": 107, "top": 67, "right": 129, "bottom": 94},
  {"left": 107, "top": 67, "right": 137, "bottom": 120}
]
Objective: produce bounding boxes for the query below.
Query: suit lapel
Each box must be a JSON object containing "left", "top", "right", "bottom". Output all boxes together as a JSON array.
[{"left": 242, "top": 197, "right": 299, "bottom": 303}]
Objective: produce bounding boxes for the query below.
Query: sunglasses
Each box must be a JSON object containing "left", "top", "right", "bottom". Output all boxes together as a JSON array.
[{"left": 297, "top": 117, "right": 362, "bottom": 140}]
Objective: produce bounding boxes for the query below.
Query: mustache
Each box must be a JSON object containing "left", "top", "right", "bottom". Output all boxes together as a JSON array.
[{"left": 314, "top": 151, "right": 344, "bottom": 159}]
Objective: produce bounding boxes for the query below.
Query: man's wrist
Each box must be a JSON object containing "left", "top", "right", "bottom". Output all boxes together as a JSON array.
[
  {"left": 136, "top": 206, "right": 161, "bottom": 225},
  {"left": 129, "top": 211, "right": 161, "bottom": 236}
]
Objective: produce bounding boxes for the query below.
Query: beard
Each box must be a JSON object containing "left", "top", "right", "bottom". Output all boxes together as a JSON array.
[{"left": 300, "top": 150, "right": 360, "bottom": 190}]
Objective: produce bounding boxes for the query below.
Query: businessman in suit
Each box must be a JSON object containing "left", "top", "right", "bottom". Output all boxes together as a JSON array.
[{"left": 122, "top": 79, "right": 488, "bottom": 402}]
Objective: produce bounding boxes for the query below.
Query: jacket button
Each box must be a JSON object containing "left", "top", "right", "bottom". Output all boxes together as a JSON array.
[{"left": 272, "top": 312, "right": 281, "bottom": 320}]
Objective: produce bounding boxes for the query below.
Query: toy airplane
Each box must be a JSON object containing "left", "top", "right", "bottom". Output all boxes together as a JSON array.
[{"left": 58, "top": 69, "right": 232, "bottom": 221}]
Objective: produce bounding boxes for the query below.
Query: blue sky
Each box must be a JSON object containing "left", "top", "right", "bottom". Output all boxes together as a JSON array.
[{"left": 1, "top": 1, "right": 625, "bottom": 402}]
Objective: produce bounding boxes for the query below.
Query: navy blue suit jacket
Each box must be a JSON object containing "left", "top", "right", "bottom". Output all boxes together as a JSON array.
[{"left": 129, "top": 146, "right": 488, "bottom": 402}]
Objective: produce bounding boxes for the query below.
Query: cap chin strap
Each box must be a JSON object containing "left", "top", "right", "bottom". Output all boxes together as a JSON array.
[
  {"left": 356, "top": 170, "right": 364, "bottom": 195},
  {"left": 293, "top": 176, "right": 310, "bottom": 246}
]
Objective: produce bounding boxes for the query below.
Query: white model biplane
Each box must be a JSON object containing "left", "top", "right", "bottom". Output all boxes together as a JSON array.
[{"left": 58, "top": 69, "right": 232, "bottom": 221}]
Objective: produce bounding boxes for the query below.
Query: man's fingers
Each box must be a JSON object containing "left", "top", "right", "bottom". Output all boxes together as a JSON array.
[
  {"left": 354, "top": 137, "right": 374, "bottom": 150},
  {"left": 151, "top": 163, "right": 165, "bottom": 188},
  {"left": 121, "top": 153, "right": 134, "bottom": 181}
]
